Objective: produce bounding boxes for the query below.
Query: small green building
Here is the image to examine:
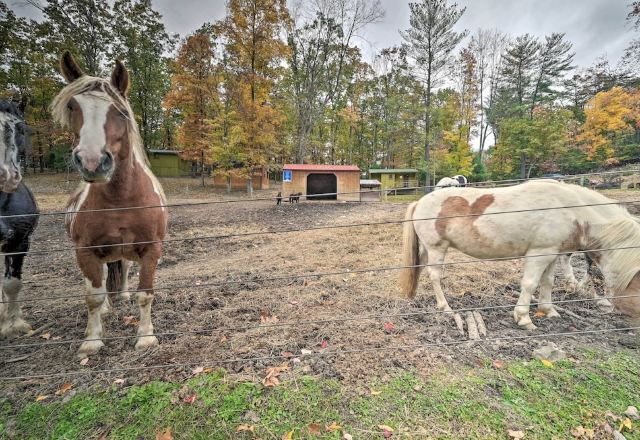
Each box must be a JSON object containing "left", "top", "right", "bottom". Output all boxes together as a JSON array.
[
  {"left": 148, "top": 149, "right": 192, "bottom": 177},
  {"left": 368, "top": 168, "right": 419, "bottom": 190}
]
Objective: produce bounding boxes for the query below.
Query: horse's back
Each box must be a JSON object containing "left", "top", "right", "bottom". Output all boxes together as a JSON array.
[{"left": 412, "top": 181, "right": 626, "bottom": 258}]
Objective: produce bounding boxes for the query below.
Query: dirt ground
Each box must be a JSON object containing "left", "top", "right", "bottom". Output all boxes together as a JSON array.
[{"left": 1, "top": 175, "right": 639, "bottom": 402}]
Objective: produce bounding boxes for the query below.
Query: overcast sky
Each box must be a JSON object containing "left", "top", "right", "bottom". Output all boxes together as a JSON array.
[{"left": 11, "top": 0, "right": 635, "bottom": 68}]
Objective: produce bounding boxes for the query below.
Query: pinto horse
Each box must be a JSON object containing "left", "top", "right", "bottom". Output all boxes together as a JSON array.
[
  {"left": 399, "top": 180, "right": 640, "bottom": 330},
  {"left": 0, "top": 101, "right": 39, "bottom": 336},
  {"left": 51, "top": 52, "right": 167, "bottom": 357}
]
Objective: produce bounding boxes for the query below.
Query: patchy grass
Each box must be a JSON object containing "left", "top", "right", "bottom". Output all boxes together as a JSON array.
[{"left": 2, "top": 351, "right": 639, "bottom": 439}]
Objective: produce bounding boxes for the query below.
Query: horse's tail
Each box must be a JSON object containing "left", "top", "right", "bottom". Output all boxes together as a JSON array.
[
  {"left": 398, "top": 201, "right": 421, "bottom": 298},
  {"left": 107, "top": 260, "right": 123, "bottom": 295}
]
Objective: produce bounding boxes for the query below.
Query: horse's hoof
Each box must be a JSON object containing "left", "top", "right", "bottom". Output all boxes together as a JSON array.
[
  {"left": 519, "top": 322, "right": 537, "bottom": 331},
  {"left": 596, "top": 299, "right": 614, "bottom": 312},
  {"left": 0, "top": 318, "right": 32, "bottom": 337},
  {"left": 135, "top": 335, "right": 158, "bottom": 351},
  {"left": 77, "top": 339, "right": 105, "bottom": 358},
  {"left": 542, "top": 308, "right": 561, "bottom": 319}
]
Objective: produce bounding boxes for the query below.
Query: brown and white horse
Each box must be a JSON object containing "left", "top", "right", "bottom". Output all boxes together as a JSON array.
[
  {"left": 399, "top": 180, "right": 640, "bottom": 330},
  {"left": 51, "top": 52, "right": 167, "bottom": 358}
]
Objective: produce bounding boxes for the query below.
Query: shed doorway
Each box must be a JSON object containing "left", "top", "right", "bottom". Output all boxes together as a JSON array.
[{"left": 307, "top": 173, "right": 337, "bottom": 200}]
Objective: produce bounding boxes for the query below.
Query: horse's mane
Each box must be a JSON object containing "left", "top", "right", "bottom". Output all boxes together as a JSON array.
[
  {"left": 0, "top": 100, "right": 23, "bottom": 119},
  {"left": 50, "top": 75, "right": 166, "bottom": 203},
  {"left": 591, "top": 216, "right": 640, "bottom": 293}
]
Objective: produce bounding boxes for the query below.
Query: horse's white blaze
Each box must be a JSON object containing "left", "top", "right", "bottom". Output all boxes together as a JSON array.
[{"left": 75, "top": 93, "right": 111, "bottom": 171}]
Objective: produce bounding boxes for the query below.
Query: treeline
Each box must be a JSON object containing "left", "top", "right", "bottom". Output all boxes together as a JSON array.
[{"left": 1, "top": 0, "right": 640, "bottom": 182}]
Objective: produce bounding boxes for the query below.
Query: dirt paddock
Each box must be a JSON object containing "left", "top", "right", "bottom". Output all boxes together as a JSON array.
[{"left": 1, "top": 176, "right": 639, "bottom": 401}]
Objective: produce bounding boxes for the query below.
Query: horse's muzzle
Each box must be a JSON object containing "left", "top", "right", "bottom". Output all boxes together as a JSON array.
[{"left": 73, "top": 150, "right": 114, "bottom": 183}]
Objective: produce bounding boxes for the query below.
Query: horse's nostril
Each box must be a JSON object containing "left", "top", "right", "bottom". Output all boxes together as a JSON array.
[
  {"left": 101, "top": 151, "right": 113, "bottom": 170},
  {"left": 72, "top": 151, "right": 82, "bottom": 167}
]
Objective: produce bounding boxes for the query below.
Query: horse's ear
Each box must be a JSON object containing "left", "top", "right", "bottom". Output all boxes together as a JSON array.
[
  {"left": 60, "top": 51, "right": 84, "bottom": 83},
  {"left": 110, "top": 59, "right": 130, "bottom": 97}
]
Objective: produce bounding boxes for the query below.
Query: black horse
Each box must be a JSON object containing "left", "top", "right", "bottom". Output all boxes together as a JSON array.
[{"left": 0, "top": 101, "right": 39, "bottom": 337}]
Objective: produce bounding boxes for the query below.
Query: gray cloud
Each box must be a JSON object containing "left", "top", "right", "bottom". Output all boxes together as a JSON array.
[{"left": 10, "top": 0, "right": 635, "bottom": 67}]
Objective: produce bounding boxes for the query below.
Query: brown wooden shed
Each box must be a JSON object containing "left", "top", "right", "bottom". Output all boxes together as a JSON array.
[{"left": 282, "top": 164, "right": 361, "bottom": 201}]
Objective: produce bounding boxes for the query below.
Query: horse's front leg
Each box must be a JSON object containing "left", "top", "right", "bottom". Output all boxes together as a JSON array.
[
  {"left": 514, "top": 253, "right": 557, "bottom": 330},
  {"left": 77, "top": 252, "right": 107, "bottom": 358},
  {"left": 0, "top": 253, "right": 31, "bottom": 336},
  {"left": 135, "top": 246, "right": 161, "bottom": 351}
]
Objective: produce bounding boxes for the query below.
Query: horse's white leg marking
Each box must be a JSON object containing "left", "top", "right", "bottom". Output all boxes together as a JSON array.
[
  {"left": 78, "top": 277, "right": 107, "bottom": 358},
  {"left": 538, "top": 260, "right": 561, "bottom": 319},
  {"left": 120, "top": 260, "right": 132, "bottom": 301},
  {"left": 135, "top": 254, "right": 159, "bottom": 351},
  {"left": 0, "top": 277, "right": 30, "bottom": 336},
  {"left": 99, "top": 263, "right": 112, "bottom": 316},
  {"left": 514, "top": 253, "right": 557, "bottom": 330}
]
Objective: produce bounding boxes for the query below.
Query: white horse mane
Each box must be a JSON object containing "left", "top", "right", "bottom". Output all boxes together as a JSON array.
[
  {"left": 51, "top": 75, "right": 166, "bottom": 203},
  {"left": 590, "top": 216, "right": 640, "bottom": 293}
]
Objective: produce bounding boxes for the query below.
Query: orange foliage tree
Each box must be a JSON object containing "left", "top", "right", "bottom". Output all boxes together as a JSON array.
[
  {"left": 216, "top": 0, "right": 290, "bottom": 191},
  {"left": 163, "top": 30, "right": 221, "bottom": 170},
  {"left": 578, "top": 86, "right": 640, "bottom": 164}
]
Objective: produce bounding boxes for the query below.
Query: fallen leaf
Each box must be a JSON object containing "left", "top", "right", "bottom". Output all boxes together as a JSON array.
[
  {"left": 326, "top": 422, "right": 341, "bottom": 432},
  {"left": 26, "top": 329, "right": 35, "bottom": 337},
  {"left": 308, "top": 423, "right": 322, "bottom": 435},
  {"left": 492, "top": 359, "right": 504, "bottom": 369},
  {"left": 203, "top": 367, "right": 213, "bottom": 374},
  {"left": 40, "top": 332, "right": 51, "bottom": 340},
  {"left": 183, "top": 394, "right": 197, "bottom": 404},
  {"left": 370, "top": 389, "right": 382, "bottom": 396},
  {"left": 301, "top": 349, "right": 312, "bottom": 355},
  {"left": 156, "top": 427, "right": 173, "bottom": 440},
  {"left": 320, "top": 340, "right": 328, "bottom": 349},
  {"left": 113, "top": 378, "right": 125, "bottom": 385},
  {"left": 35, "top": 395, "right": 48, "bottom": 402},
  {"left": 571, "top": 426, "right": 586, "bottom": 438},
  {"left": 620, "top": 418, "right": 633, "bottom": 432},
  {"left": 123, "top": 316, "right": 139, "bottom": 327},
  {"left": 191, "top": 366, "right": 204, "bottom": 376},
  {"left": 534, "top": 310, "right": 546, "bottom": 318},
  {"left": 541, "top": 359, "right": 554, "bottom": 368},
  {"left": 281, "top": 351, "right": 294, "bottom": 358},
  {"left": 262, "top": 363, "right": 289, "bottom": 387},
  {"left": 289, "top": 300, "right": 299, "bottom": 305},
  {"left": 220, "top": 335, "right": 228, "bottom": 343},
  {"left": 260, "top": 311, "right": 279, "bottom": 324},
  {"left": 343, "top": 434, "right": 353, "bottom": 440},
  {"left": 236, "top": 424, "right": 255, "bottom": 433},
  {"left": 379, "top": 425, "right": 394, "bottom": 438},
  {"left": 52, "top": 336, "right": 62, "bottom": 341},
  {"left": 56, "top": 383, "right": 73, "bottom": 395},
  {"left": 282, "top": 431, "right": 293, "bottom": 440},
  {"left": 383, "top": 322, "right": 395, "bottom": 332},
  {"left": 507, "top": 429, "right": 525, "bottom": 439},
  {"left": 79, "top": 358, "right": 89, "bottom": 366}
]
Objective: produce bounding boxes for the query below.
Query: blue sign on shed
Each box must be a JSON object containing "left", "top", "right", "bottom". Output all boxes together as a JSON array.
[{"left": 283, "top": 169, "right": 292, "bottom": 182}]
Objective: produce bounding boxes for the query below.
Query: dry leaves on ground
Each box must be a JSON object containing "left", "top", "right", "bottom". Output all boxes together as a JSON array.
[
  {"left": 262, "top": 363, "right": 289, "bottom": 387},
  {"left": 156, "top": 427, "right": 173, "bottom": 440}
]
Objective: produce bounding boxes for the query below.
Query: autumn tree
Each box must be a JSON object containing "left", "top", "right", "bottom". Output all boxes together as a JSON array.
[
  {"left": 401, "top": 0, "right": 467, "bottom": 189},
  {"left": 164, "top": 29, "right": 220, "bottom": 184},
  {"left": 111, "top": 0, "right": 175, "bottom": 150},
  {"left": 217, "top": 0, "right": 290, "bottom": 193},
  {"left": 578, "top": 87, "right": 640, "bottom": 164}
]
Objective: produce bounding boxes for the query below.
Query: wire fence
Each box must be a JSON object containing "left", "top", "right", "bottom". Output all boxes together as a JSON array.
[
  {"left": 2, "top": 326, "right": 638, "bottom": 381},
  {"left": 2, "top": 168, "right": 640, "bottom": 383},
  {"left": 2, "top": 243, "right": 639, "bottom": 305},
  {"left": 5, "top": 168, "right": 638, "bottom": 220}
]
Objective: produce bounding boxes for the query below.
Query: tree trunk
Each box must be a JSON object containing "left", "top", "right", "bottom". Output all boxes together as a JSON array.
[
  {"left": 520, "top": 153, "right": 527, "bottom": 179},
  {"left": 424, "top": 88, "right": 432, "bottom": 193}
]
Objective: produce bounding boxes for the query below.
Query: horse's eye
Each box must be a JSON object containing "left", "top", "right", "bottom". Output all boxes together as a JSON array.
[
  {"left": 67, "top": 103, "right": 73, "bottom": 111},
  {"left": 119, "top": 111, "right": 129, "bottom": 120}
]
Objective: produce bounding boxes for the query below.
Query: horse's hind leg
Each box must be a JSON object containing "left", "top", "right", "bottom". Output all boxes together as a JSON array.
[
  {"left": 514, "top": 253, "right": 557, "bottom": 330},
  {"left": 119, "top": 260, "right": 132, "bottom": 301},
  {"left": 537, "top": 259, "right": 561, "bottom": 319},
  {"left": 135, "top": 247, "right": 160, "bottom": 351},
  {"left": 0, "top": 254, "right": 31, "bottom": 336},
  {"left": 558, "top": 254, "right": 578, "bottom": 291},
  {"left": 426, "top": 245, "right": 451, "bottom": 311}
]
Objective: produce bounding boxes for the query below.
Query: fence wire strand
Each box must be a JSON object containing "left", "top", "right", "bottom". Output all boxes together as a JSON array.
[{"left": 2, "top": 325, "right": 638, "bottom": 381}]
